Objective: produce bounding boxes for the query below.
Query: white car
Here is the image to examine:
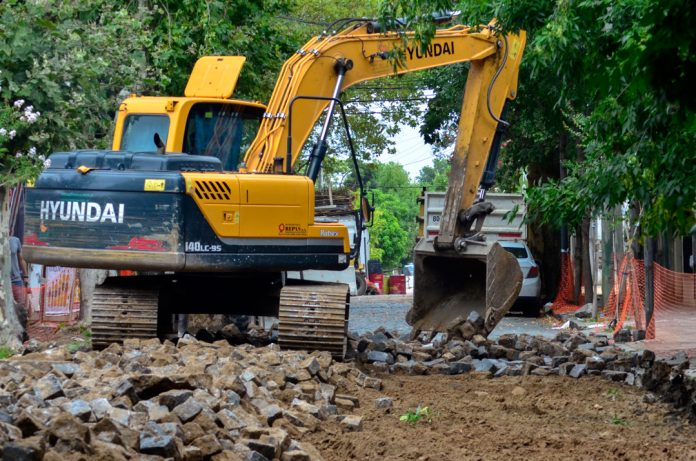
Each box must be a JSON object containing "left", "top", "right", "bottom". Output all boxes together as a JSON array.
[{"left": 499, "top": 241, "right": 542, "bottom": 315}]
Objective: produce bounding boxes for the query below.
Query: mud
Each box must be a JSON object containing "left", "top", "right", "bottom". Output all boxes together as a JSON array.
[{"left": 307, "top": 374, "right": 696, "bottom": 460}]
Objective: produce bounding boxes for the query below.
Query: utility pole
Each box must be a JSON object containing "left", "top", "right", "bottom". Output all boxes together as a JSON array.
[
  {"left": 644, "top": 237, "right": 655, "bottom": 338},
  {"left": 601, "top": 213, "right": 614, "bottom": 312}
]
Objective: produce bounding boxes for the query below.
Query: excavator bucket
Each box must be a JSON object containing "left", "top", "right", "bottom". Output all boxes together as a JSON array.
[{"left": 407, "top": 240, "right": 523, "bottom": 339}]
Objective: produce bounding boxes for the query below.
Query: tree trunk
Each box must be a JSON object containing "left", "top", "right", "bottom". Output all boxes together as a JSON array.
[
  {"left": 581, "top": 213, "right": 594, "bottom": 309},
  {"left": 613, "top": 206, "right": 624, "bottom": 262},
  {"left": 629, "top": 201, "right": 643, "bottom": 259},
  {"left": 525, "top": 136, "right": 562, "bottom": 303},
  {"left": 644, "top": 237, "right": 655, "bottom": 333},
  {"left": 0, "top": 186, "right": 24, "bottom": 350},
  {"left": 79, "top": 269, "right": 107, "bottom": 324}
]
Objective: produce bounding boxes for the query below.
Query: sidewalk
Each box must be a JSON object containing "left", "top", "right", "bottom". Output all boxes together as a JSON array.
[{"left": 622, "top": 307, "right": 696, "bottom": 359}]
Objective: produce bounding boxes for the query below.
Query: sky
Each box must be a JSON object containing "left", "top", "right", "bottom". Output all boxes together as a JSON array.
[{"left": 375, "top": 123, "right": 436, "bottom": 180}]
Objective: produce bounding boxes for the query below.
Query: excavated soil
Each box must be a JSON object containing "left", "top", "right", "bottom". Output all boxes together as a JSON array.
[{"left": 306, "top": 373, "right": 696, "bottom": 461}]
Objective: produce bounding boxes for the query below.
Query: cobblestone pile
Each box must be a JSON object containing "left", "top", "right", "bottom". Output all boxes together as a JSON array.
[
  {"left": 351, "top": 327, "right": 696, "bottom": 421},
  {"left": 0, "top": 335, "right": 383, "bottom": 461}
]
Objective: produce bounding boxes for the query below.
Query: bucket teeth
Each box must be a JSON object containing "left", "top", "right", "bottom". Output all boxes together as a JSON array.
[{"left": 408, "top": 241, "right": 522, "bottom": 339}]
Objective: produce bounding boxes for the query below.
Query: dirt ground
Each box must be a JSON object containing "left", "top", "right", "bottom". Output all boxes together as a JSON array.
[{"left": 307, "top": 373, "right": 696, "bottom": 461}]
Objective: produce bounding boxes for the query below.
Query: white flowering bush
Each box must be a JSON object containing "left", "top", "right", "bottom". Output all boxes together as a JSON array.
[{"left": 0, "top": 96, "right": 48, "bottom": 186}]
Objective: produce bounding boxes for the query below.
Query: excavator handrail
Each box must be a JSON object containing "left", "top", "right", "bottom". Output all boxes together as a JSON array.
[{"left": 287, "top": 94, "right": 368, "bottom": 262}]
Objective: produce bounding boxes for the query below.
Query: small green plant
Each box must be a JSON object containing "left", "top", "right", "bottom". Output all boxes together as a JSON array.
[
  {"left": 0, "top": 346, "right": 14, "bottom": 360},
  {"left": 607, "top": 388, "right": 619, "bottom": 398},
  {"left": 66, "top": 340, "right": 85, "bottom": 353},
  {"left": 57, "top": 322, "right": 66, "bottom": 331},
  {"left": 399, "top": 405, "right": 432, "bottom": 424},
  {"left": 610, "top": 416, "right": 627, "bottom": 426},
  {"left": 79, "top": 324, "right": 92, "bottom": 339}
]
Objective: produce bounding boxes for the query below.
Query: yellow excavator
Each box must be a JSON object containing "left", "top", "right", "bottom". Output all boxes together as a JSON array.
[{"left": 23, "top": 16, "right": 525, "bottom": 356}]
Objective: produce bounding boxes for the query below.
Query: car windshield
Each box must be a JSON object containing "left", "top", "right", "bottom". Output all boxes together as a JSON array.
[{"left": 502, "top": 245, "right": 528, "bottom": 259}]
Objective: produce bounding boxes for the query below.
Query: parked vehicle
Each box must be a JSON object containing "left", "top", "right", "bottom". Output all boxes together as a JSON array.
[
  {"left": 287, "top": 212, "right": 370, "bottom": 296},
  {"left": 419, "top": 191, "right": 539, "bottom": 314},
  {"left": 499, "top": 241, "right": 541, "bottom": 316},
  {"left": 420, "top": 192, "right": 526, "bottom": 242}
]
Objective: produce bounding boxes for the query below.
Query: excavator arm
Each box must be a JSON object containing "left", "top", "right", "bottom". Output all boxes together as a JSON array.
[
  {"left": 241, "top": 18, "right": 527, "bottom": 339},
  {"left": 240, "top": 18, "right": 526, "bottom": 340},
  {"left": 243, "top": 21, "right": 524, "bottom": 177},
  {"left": 407, "top": 30, "right": 527, "bottom": 340}
]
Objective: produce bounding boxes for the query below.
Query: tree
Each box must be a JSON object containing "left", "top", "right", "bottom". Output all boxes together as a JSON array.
[
  {"left": 0, "top": 0, "right": 154, "bottom": 346},
  {"left": 369, "top": 207, "right": 410, "bottom": 270},
  {"left": 416, "top": 157, "right": 450, "bottom": 190},
  {"left": 373, "top": 163, "right": 420, "bottom": 247},
  {"left": 378, "top": 0, "right": 696, "bottom": 304}
]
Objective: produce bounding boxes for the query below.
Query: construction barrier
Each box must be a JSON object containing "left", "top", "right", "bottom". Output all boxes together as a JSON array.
[
  {"left": 553, "top": 250, "right": 696, "bottom": 341},
  {"left": 368, "top": 273, "right": 384, "bottom": 294},
  {"left": 388, "top": 275, "right": 406, "bottom": 294},
  {"left": 601, "top": 255, "right": 646, "bottom": 337},
  {"left": 26, "top": 267, "right": 81, "bottom": 325},
  {"left": 549, "top": 252, "right": 584, "bottom": 314}
]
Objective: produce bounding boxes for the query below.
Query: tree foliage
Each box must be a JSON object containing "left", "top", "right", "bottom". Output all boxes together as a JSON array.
[
  {"left": 520, "top": 0, "right": 696, "bottom": 237},
  {"left": 380, "top": 0, "right": 696, "bottom": 239},
  {"left": 370, "top": 208, "right": 409, "bottom": 269},
  {"left": 416, "top": 157, "right": 450, "bottom": 190},
  {"left": 0, "top": 0, "right": 153, "bottom": 179}
]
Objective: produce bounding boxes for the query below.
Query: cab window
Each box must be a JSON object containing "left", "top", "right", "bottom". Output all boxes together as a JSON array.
[
  {"left": 183, "top": 103, "right": 262, "bottom": 171},
  {"left": 120, "top": 115, "right": 170, "bottom": 152}
]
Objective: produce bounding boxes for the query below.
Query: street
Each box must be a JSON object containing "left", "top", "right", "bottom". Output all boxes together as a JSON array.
[{"left": 349, "top": 294, "right": 557, "bottom": 339}]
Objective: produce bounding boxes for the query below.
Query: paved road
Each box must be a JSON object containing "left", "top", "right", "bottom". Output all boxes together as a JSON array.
[{"left": 349, "top": 294, "right": 557, "bottom": 339}]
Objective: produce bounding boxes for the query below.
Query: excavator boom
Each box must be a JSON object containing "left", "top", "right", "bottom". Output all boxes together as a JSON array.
[
  {"left": 408, "top": 30, "right": 527, "bottom": 339},
  {"left": 243, "top": 23, "right": 503, "bottom": 173}
]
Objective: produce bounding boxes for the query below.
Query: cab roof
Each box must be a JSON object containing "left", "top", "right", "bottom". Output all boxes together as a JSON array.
[{"left": 118, "top": 96, "right": 266, "bottom": 114}]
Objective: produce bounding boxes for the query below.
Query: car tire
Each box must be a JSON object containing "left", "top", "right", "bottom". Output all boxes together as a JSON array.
[{"left": 523, "top": 299, "right": 541, "bottom": 318}]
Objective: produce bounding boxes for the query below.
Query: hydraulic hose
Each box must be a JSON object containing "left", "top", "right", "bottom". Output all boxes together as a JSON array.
[{"left": 486, "top": 33, "right": 510, "bottom": 128}]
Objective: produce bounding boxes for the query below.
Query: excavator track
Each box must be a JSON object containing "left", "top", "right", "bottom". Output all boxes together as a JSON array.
[
  {"left": 91, "top": 283, "right": 159, "bottom": 348},
  {"left": 278, "top": 284, "right": 349, "bottom": 358}
]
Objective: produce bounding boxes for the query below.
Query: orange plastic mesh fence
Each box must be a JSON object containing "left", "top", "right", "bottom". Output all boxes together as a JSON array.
[
  {"left": 553, "top": 250, "right": 695, "bottom": 341},
  {"left": 604, "top": 255, "right": 645, "bottom": 336},
  {"left": 652, "top": 263, "right": 696, "bottom": 341},
  {"left": 550, "top": 252, "right": 582, "bottom": 314}
]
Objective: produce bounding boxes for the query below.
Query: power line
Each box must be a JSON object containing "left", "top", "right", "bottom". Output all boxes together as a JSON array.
[
  {"left": 371, "top": 185, "right": 429, "bottom": 189},
  {"left": 400, "top": 155, "right": 435, "bottom": 167},
  {"left": 344, "top": 109, "right": 426, "bottom": 115},
  {"left": 345, "top": 97, "right": 434, "bottom": 104},
  {"left": 350, "top": 86, "right": 422, "bottom": 91}
]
